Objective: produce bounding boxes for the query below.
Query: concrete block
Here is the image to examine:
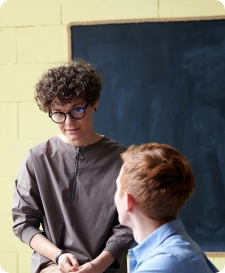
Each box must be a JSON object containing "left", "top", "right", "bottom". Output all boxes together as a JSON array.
[
  {"left": 0, "top": 0, "right": 61, "bottom": 27},
  {"left": 214, "top": 256, "right": 225, "bottom": 271},
  {"left": 0, "top": 28, "right": 16, "bottom": 64},
  {"left": 17, "top": 26, "right": 68, "bottom": 64},
  {"left": 0, "top": 177, "right": 15, "bottom": 215},
  {"left": 0, "top": 103, "right": 17, "bottom": 139},
  {"left": 0, "top": 64, "right": 49, "bottom": 102},
  {"left": 62, "top": 0, "right": 158, "bottom": 25},
  {"left": 0, "top": 140, "right": 21, "bottom": 176},
  {"left": 18, "top": 102, "right": 59, "bottom": 139},
  {"left": 206, "top": 254, "right": 215, "bottom": 264},
  {"left": 0, "top": 215, "right": 31, "bottom": 252},
  {"left": 18, "top": 253, "right": 32, "bottom": 273},
  {"left": 0, "top": 252, "right": 17, "bottom": 273},
  {"left": 159, "top": 0, "right": 225, "bottom": 18}
]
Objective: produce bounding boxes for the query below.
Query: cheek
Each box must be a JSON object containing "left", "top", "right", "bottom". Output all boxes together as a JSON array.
[
  {"left": 114, "top": 190, "right": 123, "bottom": 212},
  {"left": 115, "top": 193, "right": 125, "bottom": 216},
  {"left": 114, "top": 191, "right": 119, "bottom": 208},
  {"left": 57, "top": 123, "right": 64, "bottom": 131}
]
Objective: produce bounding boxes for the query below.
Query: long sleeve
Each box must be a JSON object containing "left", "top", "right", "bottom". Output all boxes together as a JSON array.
[
  {"left": 12, "top": 151, "right": 44, "bottom": 245},
  {"left": 104, "top": 212, "right": 134, "bottom": 268}
]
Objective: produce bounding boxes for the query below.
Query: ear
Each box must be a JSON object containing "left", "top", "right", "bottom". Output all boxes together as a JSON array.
[
  {"left": 94, "top": 101, "right": 99, "bottom": 112},
  {"left": 124, "top": 192, "right": 135, "bottom": 212}
]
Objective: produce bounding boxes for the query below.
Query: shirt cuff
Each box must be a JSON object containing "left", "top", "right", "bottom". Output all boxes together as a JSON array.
[
  {"left": 104, "top": 241, "right": 126, "bottom": 268},
  {"left": 21, "top": 226, "right": 44, "bottom": 246}
]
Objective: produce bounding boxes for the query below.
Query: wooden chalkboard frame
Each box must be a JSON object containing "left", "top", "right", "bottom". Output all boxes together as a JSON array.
[{"left": 68, "top": 16, "right": 225, "bottom": 254}]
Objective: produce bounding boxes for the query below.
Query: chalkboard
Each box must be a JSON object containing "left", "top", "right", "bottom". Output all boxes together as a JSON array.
[{"left": 71, "top": 20, "right": 225, "bottom": 252}]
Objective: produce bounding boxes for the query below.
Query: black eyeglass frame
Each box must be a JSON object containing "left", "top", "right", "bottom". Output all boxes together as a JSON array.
[{"left": 49, "top": 102, "right": 89, "bottom": 124}]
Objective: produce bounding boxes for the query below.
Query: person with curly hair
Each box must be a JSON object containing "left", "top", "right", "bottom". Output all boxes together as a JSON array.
[
  {"left": 115, "top": 143, "right": 218, "bottom": 273},
  {"left": 12, "top": 59, "right": 134, "bottom": 273}
]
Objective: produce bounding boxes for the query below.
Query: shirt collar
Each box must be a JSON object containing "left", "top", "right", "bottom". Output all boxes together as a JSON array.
[{"left": 129, "top": 219, "right": 185, "bottom": 263}]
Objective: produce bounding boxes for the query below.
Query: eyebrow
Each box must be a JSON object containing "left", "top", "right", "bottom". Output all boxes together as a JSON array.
[{"left": 52, "top": 103, "right": 83, "bottom": 112}]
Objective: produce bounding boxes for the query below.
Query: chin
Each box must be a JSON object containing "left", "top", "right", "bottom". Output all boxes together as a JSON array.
[
  {"left": 66, "top": 134, "right": 80, "bottom": 142},
  {"left": 118, "top": 217, "right": 126, "bottom": 227}
]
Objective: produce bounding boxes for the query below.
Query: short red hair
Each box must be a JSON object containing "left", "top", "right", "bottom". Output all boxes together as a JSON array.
[{"left": 120, "top": 143, "right": 195, "bottom": 221}]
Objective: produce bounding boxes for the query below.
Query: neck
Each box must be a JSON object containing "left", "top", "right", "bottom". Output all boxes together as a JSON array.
[
  {"left": 130, "top": 208, "right": 170, "bottom": 244},
  {"left": 133, "top": 219, "right": 162, "bottom": 244},
  {"left": 59, "top": 131, "right": 103, "bottom": 147}
]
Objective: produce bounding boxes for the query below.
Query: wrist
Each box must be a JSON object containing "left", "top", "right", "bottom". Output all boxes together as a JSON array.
[
  {"left": 55, "top": 250, "right": 68, "bottom": 264},
  {"left": 90, "top": 261, "right": 102, "bottom": 273},
  {"left": 91, "top": 251, "right": 115, "bottom": 273}
]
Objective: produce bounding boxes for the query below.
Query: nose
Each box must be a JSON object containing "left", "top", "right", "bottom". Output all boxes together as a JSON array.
[{"left": 64, "top": 113, "right": 75, "bottom": 125}]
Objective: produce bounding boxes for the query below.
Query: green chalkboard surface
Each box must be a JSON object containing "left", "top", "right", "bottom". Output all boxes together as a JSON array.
[{"left": 71, "top": 20, "right": 225, "bottom": 251}]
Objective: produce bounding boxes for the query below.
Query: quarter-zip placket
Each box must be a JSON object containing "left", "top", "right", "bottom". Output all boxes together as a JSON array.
[{"left": 72, "top": 147, "right": 82, "bottom": 201}]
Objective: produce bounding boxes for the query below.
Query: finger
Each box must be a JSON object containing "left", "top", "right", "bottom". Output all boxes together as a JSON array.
[
  {"left": 58, "top": 263, "right": 71, "bottom": 273},
  {"left": 70, "top": 256, "right": 80, "bottom": 268},
  {"left": 75, "top": 264, "right": 90, "bottom": 273},
  {"left": 69, "top": 266, "right": 79, "bottom": 272},
  {"left": 58, "top": 258, "right": 74, "bottom": 273}
]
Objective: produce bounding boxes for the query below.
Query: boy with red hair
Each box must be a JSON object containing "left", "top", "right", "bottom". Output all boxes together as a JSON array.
[{"left": 115, "top": 143, "right": 218, "bottom": 273}]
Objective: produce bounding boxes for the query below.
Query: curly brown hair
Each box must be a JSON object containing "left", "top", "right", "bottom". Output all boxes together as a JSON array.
[
  {"left": 35, "top": 59, "right": 103, "bottom": 112},
  {"left": 120, "top": 143, "right": 195, "bottom": 221}
]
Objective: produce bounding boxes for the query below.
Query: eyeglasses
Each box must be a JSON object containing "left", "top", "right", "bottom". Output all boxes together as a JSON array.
[{"left": 49, "top": 102, "right": 89, "bottom": 124}]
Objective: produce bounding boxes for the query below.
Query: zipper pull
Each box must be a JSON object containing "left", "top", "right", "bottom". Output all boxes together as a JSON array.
[
  {"left": 76, "top": 147, "right": 82, "bottom": 160},
  {"left": 72, "top": 147, "right": 82, "bottom": 201}
]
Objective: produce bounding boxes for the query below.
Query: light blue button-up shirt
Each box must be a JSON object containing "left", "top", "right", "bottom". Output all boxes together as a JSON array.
[{"left": 128, "top": 219, "right": 218, "bottom": 273}]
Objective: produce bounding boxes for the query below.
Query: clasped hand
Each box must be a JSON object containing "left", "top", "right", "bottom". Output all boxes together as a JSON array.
[{"left": 58, "top": 253, "right": 99, "bottom": 273}]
